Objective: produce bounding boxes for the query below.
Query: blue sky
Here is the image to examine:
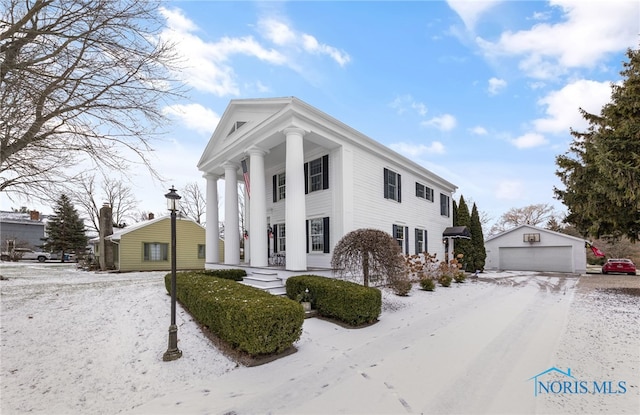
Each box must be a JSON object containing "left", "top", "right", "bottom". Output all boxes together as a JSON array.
[{"left": 5, "top": 0, "right": 638, "bottom": 227}]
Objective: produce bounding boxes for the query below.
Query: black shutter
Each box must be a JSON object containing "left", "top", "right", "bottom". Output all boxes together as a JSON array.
[
  {"left": 322, "top": 155, "right": 329, "bottom": 190},
  {"left": 323, "top": 217, "right": 330, "bottom": 253},
  {"left": 272, "top": 175, "right": 278, "bottom": 202},
  {"left": 273, "top": 224, "right": 278, "bottom": 253},
  {"left": 306, "top": 220, "right": 309, "bottom": 253},
  {"left": 304, "top": 163, "right": 309, "bottom": 194},
  {"left": 415, "top": 228, "right": 420, "bottom": 254},
  {"left": 404, "top": 226, "right": 409, "bottom": 254},
  {"left": 384, "top": 168, "right": 389, "bottom": 199},
  {"left": 397, "top": 174, "right": 402, "bottom": 203},
  {"left": 392, "top": 224, "right": 398, "bottom": 242}
]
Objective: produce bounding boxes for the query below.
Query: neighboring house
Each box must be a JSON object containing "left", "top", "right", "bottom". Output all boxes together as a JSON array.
[
  {"left": 198, "top": 97, "right": 458, "bottom": 271},
  {"left": 0, "top": 211, "right": 47, "bottom": 251},
  {"left": 92, "top": 216, "right": 222, "bottom": 272},
  {"left": 484, "top": 224, "right": 586, "bottom": 274}
]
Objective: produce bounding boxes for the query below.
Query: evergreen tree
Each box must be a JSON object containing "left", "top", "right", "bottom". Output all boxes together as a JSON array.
[
  {"left": 453, "top": 196, "right": 473, "bottom": 271},
  {"left": 469, "top": 203, "right": 486, "bottom": 271},
  {"left": 44, "top": 195, "right": 88, "bottom": 261},
  {"left": 555, "top": 47, "right": 640, "bottom": 241}
]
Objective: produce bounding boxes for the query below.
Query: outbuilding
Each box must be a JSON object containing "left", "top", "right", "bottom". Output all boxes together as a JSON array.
[{"left": 484, "top": 224, "right": 586, "bottom": 274}]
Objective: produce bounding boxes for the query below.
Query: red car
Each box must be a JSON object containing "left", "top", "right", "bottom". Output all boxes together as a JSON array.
[{"left": 602, "top": 259, "right": 637, "bottom": 275}]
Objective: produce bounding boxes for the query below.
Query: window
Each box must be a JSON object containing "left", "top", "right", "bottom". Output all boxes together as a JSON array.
[
  {"left": 309, "top": 219, "right": 324, "bottom": 252},
  {"left": 304, "top": 155, "right": 329, "bottom": 194},
  {"left": 278, "top": 224, "right": 286, "bottom": 252},
  {"left": 384, "top": 168, "right": 402, "bottom": 202},
  {"left": 415, "top": 183, "right": 434, "bottom": 202},
  {"left": 305, "top": 217, "right": 330, "bottom": 253},
  {"left": 227, "top": 121, "right": 246, "bottom": 136},
  {"left": 440, "top": 194, "right": 450, "bottom": 217},
  {"left": 393, "top": 224, "right": 405, "bottom": 249},
  {"left": 198, "top": 244, "right": 205, "bottom": 259},
  {"left": 415, "top": 229, "right": 427, "bottom": 254},
  {"left": 273, "top": 173, "right": 286, "bottom": 202},
  {"left": 143, "top": 243, "right": 168, "bottom": 261}
]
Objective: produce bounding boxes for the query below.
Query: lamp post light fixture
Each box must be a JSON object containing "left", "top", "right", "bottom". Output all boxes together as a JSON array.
[{"left": 163, "top": 186, "right": 182, "bottom": 362}]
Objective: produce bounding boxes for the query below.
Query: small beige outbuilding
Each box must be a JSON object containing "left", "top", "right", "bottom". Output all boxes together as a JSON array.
[{"left": 484, "top": 224, "right": 586, "bottom": 274}]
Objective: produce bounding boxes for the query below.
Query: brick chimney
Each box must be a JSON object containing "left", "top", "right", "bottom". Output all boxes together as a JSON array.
[
  {"left": 29, "top": 210, "right": 40, "bottom": 221},
  {"left": 148, "top": 213, "right": 154, "bottom": 220}
]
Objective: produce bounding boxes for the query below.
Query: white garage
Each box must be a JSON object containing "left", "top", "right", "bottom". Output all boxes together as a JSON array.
[{"left": 485, "top": 224, "right": 586, "bottom": 274}]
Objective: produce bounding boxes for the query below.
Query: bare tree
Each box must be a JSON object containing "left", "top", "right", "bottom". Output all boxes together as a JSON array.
[
  {"left": 180, "top": 182, "right": 206, "bottom": 224},
  {"left": 0, "top": 0, "right": 183, "bottom": 201},
  {"left": 489, "top": 203, "right": 557, "bottom": 236},
  {"left": 71, "top": 173, "right": 138, "bottom": 233}
]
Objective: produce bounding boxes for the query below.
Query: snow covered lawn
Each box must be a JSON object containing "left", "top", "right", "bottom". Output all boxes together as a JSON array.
[{"left": 1, "top": 263, "right": 638, "bottom": 414}]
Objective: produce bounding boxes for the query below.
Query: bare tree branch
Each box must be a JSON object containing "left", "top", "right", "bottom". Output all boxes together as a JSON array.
[{"left": 0, "top": 0, "right": 185, "bottom": 200}]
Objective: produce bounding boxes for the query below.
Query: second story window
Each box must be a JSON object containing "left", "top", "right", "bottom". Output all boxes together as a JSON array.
[{"left": 384, "top": 168, "right": 401, "bottom": 202}]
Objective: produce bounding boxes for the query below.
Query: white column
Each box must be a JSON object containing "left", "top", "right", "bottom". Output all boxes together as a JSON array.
[
  {"left": 244, "top": 184, "right": 250, "bottom": 264},
  {"left": 248, "top": 148, "right": 268, "bottom": 267},
  {"left": 224, "top": 162, "right": 240, "bottom": 265},
  {"left": 204, "top": 173, "right": 219, "bottom": 264},
  {"left": 284, "top": 127, "right": 307, "bottom": 271}
]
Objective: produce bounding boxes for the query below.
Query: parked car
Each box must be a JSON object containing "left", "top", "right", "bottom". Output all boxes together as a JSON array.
[
  {"left": 601, "top": 259, "right": 637, "bottom": 275},
  {"left": 0, "top": 248, "right": 52, "bottom": 262}
]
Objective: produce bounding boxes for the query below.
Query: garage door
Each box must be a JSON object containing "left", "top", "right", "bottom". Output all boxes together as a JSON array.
[{"left": 499, "top": 246, "right": 573, "bottom": 272}]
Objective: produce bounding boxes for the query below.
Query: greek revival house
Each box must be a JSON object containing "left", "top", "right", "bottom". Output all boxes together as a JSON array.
[{"left": 198, "top": 97, "right": 457, "bottom": 272}]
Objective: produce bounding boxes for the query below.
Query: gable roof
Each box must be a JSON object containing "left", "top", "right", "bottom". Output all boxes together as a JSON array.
[
  {"left": 198, "top": 96, "right": 457, "bottom": 192},
  {"left": 104, "top": 216, "right": 204, "bottom": 242},
  {"left": 485, "top": 224, "right": 586, "bottom": 244}
]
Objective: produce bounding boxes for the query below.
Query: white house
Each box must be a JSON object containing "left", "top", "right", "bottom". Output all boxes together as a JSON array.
[
  {"left": 484, "top": 224, "right": 587, "bottom": 274},
  {"left": 198, "top": 97, "right": 458, "bottom": 271}
]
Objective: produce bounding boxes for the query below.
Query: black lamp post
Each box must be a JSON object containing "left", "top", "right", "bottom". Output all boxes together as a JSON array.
[{"left": 163, "top": 186, "right": 182, "bottom": 361}]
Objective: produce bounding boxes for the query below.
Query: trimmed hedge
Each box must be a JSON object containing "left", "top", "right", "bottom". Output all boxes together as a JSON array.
[
  {"left": 286, "top": 275, "right": 381, "bottom": 326},
  {"left": 165, "top": 271, "right": 303, "bottom": 356},
  {"left": 198, "top": 268, "right": 246, "bottom": 281}
]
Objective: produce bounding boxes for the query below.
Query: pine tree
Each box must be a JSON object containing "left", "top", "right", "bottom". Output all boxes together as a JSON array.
[
  {"left": 555, "top": 47, "right": 640, "bottom": 241},
  {"left": 469, "top": 203, "right": 486, "bottom": 271},
  {"left": 454, "top": 196, "right": 473, "bottom": 271},
  {"left": 44, "top": 195, "right": 88, "bottom": 261}
]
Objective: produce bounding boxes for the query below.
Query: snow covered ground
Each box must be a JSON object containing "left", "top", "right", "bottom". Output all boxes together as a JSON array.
[{"left": 1, "top": 262, "right": 638, "bottom": 414}]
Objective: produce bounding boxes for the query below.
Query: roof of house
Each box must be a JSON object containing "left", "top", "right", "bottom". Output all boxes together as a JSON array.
[
  {"left": 89, "top": 215, "right": 204, "bottom": 243},
  {"left": 485, "top": 224, "right": 587, "bottom": 244},
  {"left": 198, "top": 96, "right": 457, "bottom": 192},
  {"left": 0, "top": 211, "right": 48, "bottom": 225}
]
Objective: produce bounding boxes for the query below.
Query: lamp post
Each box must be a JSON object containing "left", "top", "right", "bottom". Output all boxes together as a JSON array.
[{"left": 163, "top": 186, "right": 182, "bottom": 361}]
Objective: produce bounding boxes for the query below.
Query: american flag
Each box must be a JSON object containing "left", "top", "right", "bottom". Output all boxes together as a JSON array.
[{"left": 241, "top": 159, "right": 250, "bottom": 199}]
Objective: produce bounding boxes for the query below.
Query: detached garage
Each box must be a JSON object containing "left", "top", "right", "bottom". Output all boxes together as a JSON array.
[{"left": 484, "top": 224, "right": 586, "bottom": 274}]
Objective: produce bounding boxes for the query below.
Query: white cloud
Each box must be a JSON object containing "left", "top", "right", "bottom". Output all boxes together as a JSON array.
[
  {"left": 533, "top": 79, "right": 613, "bottom": 135},
  {"left": 476, "top": 0, "right": 639, "bottom": 79},
  {"left": 446, "top": 0, "right": 501, "bottom": 31},
  {"left": 421, "top": 114, "right": 457, "bottom": 131},
  {"left": 390, "top": 141, "right": 446, "bottom": 157},
  {"left": 495, "top": 180, "right": 524, "bottom": 200},
  {"left": 470, "top": 126, "right": 488, "bottom": 135},
  {"left": 390, "top": 95, "right": 428, "bottom": 116},
  {"left": 511, "top": 132, "right": 548, "bottom": 149},
  {"left": 488, "top": 77, "right": 507, "bottom": 95},
  {"left": 162, "top": 104, "right": 220, "bottom": 135},
  {"left": 259, "top": 17, "right": 351, "bottom": 67}
]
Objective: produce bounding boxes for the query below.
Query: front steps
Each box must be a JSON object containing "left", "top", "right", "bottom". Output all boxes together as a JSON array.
[{"left": 241, "top": 270, "right": 286, "bottom": 296}]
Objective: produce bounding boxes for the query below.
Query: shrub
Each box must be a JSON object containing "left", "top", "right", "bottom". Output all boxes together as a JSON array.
[
  {"left": 199, "top": 268, "right": 246, "bottom": 281},
  {"left": 165, "top": 271, "right": 302, "bottom": 356},
  {"left": 419, "top": 277, "right": 436, "bottom": 291},
  {"left": 331, "top": 229, "right": 406, "bottom": 287},
  {"left": 438, "top": 274, "right": 452, "bottom": 287},
  {"left": 286, "top": 275, "right": 381, "bottom": 326},
  {"left": 453, "top": 271, "right": 466, "bottom": 283},
  {"left": 389, "top": 274, "right": 412, "bottom": 296}
]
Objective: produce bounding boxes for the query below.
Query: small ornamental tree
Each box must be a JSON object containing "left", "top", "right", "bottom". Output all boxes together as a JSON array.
[
  {"left": 469, "top": 203, "right": 486, "bottom": 272},
  {"left": 331, "top": 228, "right": 406, "bottom": 288},
  {"left": 43, "top": 195, "right": 88, "bottom": 261}
]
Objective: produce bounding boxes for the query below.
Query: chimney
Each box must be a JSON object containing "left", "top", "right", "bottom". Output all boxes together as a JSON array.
[
  {"left": 148, "top": 213, "right": 154, "bottom": 220},
  {"left": 30, "top": 210, "right": 40, "bottom": 221}
]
